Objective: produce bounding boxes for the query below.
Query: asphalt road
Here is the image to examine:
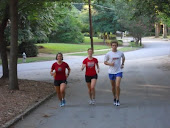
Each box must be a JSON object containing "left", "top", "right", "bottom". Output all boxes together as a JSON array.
[{"left": 1, "top": 38, "right": 170, "bottom": 128}]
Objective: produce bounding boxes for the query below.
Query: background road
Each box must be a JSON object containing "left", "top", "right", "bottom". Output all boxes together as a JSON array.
[{"left": 1, "top": 38, "right": 170, "bottom": 128}]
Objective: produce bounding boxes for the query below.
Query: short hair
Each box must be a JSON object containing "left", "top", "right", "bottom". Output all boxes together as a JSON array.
[
  {"left": 111, "top": 41, "right": 118, "bottom": 46},
  {"left": 87, "top": 48, "right": 93, "bottom": 51},
  {"left": 56, "top": 52, "right": 63, "bottom": 60}
]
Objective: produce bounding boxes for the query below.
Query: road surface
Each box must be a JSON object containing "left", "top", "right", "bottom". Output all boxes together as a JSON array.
[{"left": 0, "top": 38, "right": 170, "bottom": 128}]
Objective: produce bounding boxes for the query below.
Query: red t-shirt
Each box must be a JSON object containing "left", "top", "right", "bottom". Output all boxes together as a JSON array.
[
  {"left": 83, "top": 57, "right": 98, "bottom": 76},
  {"left": 51, "top": 62, "right": 69, "bottom": 80}
]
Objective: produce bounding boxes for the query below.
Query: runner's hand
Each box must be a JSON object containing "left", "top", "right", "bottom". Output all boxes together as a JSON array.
[
  {"left": 50, "top": 72, "right": 54, "bottom": 76},
  {"left": 109, "top": 62, "right": 114, "bottom": 66},
  {"left": 97, "top": 68, "right": 100, "bottom": 73}
]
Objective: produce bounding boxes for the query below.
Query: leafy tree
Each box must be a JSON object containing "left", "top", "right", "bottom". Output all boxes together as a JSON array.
[
  {"left": 49, "top": 5, "right": 84, "bottom": 43},
  {"left": 114, "top": 0, "right": 155, "bottom": 45},
  {"left": 0, "top": 0, "right": 76, "bottom": 90},
  {"left": 159, "top": 13, "right": 170, "bottom": 27},
  {"left": 92, "top": 1, "right": 119, "bottom": 34}
]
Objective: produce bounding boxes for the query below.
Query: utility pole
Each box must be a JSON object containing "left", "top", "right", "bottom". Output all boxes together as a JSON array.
[{"left": 88, "top": 0, "right": 94, "bottom": 51}]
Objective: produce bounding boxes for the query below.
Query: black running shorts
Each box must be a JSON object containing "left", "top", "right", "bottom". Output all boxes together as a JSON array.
[
  {"left": 54, "top": 80, "right": 67, "bottom": 86},
  {"left": 85, "top": 74, "right": 98, "bottom": 83}
]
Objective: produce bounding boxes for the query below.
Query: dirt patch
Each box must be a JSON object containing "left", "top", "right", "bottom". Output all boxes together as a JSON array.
[
  {"left": 157, "top": 56, "right": 170, "bottom": 71},
  {"left": 0, "top": 78, "right": 54, "bottom": 127}
]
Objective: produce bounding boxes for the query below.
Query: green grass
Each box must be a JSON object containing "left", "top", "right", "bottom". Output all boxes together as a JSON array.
[
  {"left": 119, "top": 47, "right": 140, "bottom": 52},
  {"left": 17, "top": 57, "right": 55, "bottom": 63},
  {"left": 69, "top": 50, "right": 110, "bottom": 56},
  {"left": 83, "top": 37, "right": 123, "bottom": 46},
  {"left": 129, "top": 41, "right": 143, "bottom": 48},
  {"left": 83, "top": 37, "right": 104, "bottom": 44},
  {"left": 69, "top": 46, "right": 141, "bottom": 56},
  {"left": 0, "top": 57, "right": 54, "bottom": 65},
  {"left": 36, "top": 43, "right": 109, "bottom": 54}
]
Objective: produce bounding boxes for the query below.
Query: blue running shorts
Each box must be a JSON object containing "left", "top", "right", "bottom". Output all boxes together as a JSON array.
[{"left": 109, "top": 72, "right": 123, "bottom": 81}]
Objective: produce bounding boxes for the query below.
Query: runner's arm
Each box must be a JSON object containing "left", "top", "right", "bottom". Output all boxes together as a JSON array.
[
  {"left": 81, "top": 64, "right": 86, "bottom": 71},
  {"left": 50, "top": 69, "right": 55, "bottom": 76},
  {"left": 104, "top": 54, "right": 114, "bottom": 66},
  {"left": 121, "top": 56, "right": 125, "bottom": 68},
  {"left": 96, "top": 63, "right": 100, "bottom": 73},
  {"left": 66, "top": 67, "right": 71, "bottom": 77},
  {"left": 104, "top": 61, "right": 114, "bottom": 66}
]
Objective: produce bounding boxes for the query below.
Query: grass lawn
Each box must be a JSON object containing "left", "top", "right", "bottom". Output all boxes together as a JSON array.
[
  {"left": 83, "top": 37, "right": 104, "bottom": 44},
  {"left": 69, "top": 47, "right": 141, "bottom": 56},
  {"left": 17, "top": 56, "right": 54, "bottom": 63},
  {"left": 0, "top": 57, "right": 54, "bottom": 65},
  {"left": 69, "top": 50, "right": 110, "bottom": 56},
  {"left": 36, "top": 43, "right": 109, "bottom": 54}
]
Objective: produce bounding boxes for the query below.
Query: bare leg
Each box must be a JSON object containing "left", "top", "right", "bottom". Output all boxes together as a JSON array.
[
  {"left": 91, "top": 79, "right": 97, "bottom": 99},
  {"left": 60, "top": 83, "right": 66, "bottom": 100},
  {"left": 115, "top": 77, "right": 121, "bottom": 100},
  {"left": 110, "top": 80, "right": 116, "bottom": 99},
  {"left": 86, "top": 82, "right": 92, "bottom": 100},
  {"left": 54, "top": 86, "right": 62, "bottom": 101}
]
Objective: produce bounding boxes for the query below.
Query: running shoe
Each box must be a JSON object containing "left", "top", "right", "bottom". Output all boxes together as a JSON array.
[
  {"left": 89, "top": 100, "right": 93, "bottom": 105},
  {"left": 113, "top": 99, "right": 116, "bottom": 105},
  {"left": 92, "top": 99, "right": 96, "bottom": 105},
  {"left": 60, "top": 101, "right": 64, "bottom": 107},
  {"left": 116, "top": 100, "right": 120, "bottom": 106},
  {"left": 62, "top": 99, "right": 66, "bottom": 106}
]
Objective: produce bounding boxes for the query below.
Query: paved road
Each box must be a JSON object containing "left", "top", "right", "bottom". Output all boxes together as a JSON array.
[{"left": 1, "top": 38, "right": 170, "bottom": 128}]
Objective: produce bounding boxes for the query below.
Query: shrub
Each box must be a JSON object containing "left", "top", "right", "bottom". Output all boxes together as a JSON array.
[
  {"left": 106, "top": 40, "right": 123, "bottom": 46},
  {"left": 18, "top": 41, "right": 38, "bottom": 57},
  {"left": 109, "top": 34, "right": 116, "bottom": 40}
]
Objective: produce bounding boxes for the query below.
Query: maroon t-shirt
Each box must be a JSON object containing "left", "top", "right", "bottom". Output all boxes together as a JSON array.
[
  {"left": 83, "top": 57, "right": 98, "bottom": 76},
  {"left": 51, "top": 62, "right": 69, "bottom": 80}
]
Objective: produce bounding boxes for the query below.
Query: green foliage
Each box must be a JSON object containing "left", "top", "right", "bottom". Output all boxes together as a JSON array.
[
  {"left": 92, "top": 6, "right": 119, "bottom": 34},
  {"left": 18, "top": 41, "right": 38, "bottom": 57},
  {"left": 106, "top": 40, "right": 123, "bottom": 46},
  {"left": 159, "top": 13, "right": 170, "bottom": 27},
  {"left": 114, "top": 0, "right": 155, "bottom": 44},
  {"left": 49, "top": 5, "right": 84, "bottom": 43}
]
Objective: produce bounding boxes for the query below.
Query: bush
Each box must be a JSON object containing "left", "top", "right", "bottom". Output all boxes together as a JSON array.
[
  {"left": 106, "top": 39, "right": 123, "bottom": 46},
  {"left": 109, "top": 34, "right": 116, "bottom": 40},
  {"left": 18, "top": 41, "right": 38, "bottom": 57}
]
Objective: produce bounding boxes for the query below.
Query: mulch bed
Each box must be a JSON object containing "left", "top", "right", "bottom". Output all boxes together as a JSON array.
[{"left": 0, "top": 78, "right": 54, "bottom": 127}]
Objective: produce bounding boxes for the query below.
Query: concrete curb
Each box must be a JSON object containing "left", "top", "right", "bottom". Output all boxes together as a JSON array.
[{"left": 1, "top": 92, "right": 56, "bottom": 128}]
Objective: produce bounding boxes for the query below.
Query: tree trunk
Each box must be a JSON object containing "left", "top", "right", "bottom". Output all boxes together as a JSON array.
[
  {"left": 103, "top": 32, "right": 106, "bottom": 44},
  {"left": 9, "top": 0, "right": 19, "bottom": 90},
  {"left": 0, "top": 5, "right": 9, "bottom": 78},
  {"left": 163, "top": 24, "right": 167, "bottom": 38},
  {"left": 155, "top": 23, "right": 159, "bottom": 38},
  {"left": 139, "top": 37, "right": 142, "bottom": 46}
]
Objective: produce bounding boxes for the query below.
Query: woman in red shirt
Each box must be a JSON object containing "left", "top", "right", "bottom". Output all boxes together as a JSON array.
[
  {"left": 50, "top": 53, "right": 71, "bottom": 107},
  {"left": 81, "top": 48, "right": 99, "bottom": 105}
]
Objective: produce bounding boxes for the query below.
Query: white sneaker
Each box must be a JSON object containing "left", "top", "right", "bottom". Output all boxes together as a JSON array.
[
  {"left": 92, "top": 99, "right": 96, "bottom": 105},
  {"left": 116, "top": 100, "right": 120, "bottom": 106},
  {"left": 89, "top": 100, "right": 93, "bottom": 105},
  {"left": 113, "top": 99, "right": 116, "bottom": 105}
]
